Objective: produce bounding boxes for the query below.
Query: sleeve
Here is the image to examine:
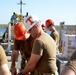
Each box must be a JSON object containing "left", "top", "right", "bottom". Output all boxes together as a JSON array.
[
  {"left": 14, "top": 39, "right": 20, "bottom": 50},
  {"left": 54, "top": 32, "right": 59, "bottom": 47},
  {"left": 65, "top": 50, "right": 76, "bottom": 73},
  {"left": 32, "top": 40, "right": 43, "bottom": 56},
  {"left": 0, "top": 45, "right": 8, "bottom": 66}
]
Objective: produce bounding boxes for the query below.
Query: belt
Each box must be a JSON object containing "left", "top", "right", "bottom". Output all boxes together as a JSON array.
[{"left": 38, "top": 71, "right": 59, "bottom": 75}]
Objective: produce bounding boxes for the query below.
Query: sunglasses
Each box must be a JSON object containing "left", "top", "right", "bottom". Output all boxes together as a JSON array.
[{"left": 47, "top": 24, "right": 54, "bottom": 28}]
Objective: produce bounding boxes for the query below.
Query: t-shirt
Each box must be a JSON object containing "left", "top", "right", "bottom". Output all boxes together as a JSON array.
[
  {"left": 0, "top": 45, "right": 8, "bottom": 66},
  {"left": 32, "top": 32, "right": 57, "bottom": 73},
  {"left": 14, "top": 36, "right": 34, "bottom": 60},
  {"left": 50, "top": 30, "right": 59, "bottom": 47}
]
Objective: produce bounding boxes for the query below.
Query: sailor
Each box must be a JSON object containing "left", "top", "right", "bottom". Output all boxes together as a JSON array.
[
  {"left": 19, "top": 14, "right": 58, "bottom": 75},
  {"left": 10, "top": 12, "right": 17, "bottom": 21},
  {"left": 45, "top": 19, "right": 60, "bottom": 54},
  {"left": 10, "top": 22, "right": 35, "bottom": 75},
  {"left": 10, "top": 12, "right": 17, "bottom": 26},
  {"left": 41, "top": 24, "right": 46, "bottom": 32}
]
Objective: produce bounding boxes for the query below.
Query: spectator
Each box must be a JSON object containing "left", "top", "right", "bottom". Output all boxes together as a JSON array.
[
  {"left": 45, "top": 19, "right": 59, "bottom": 54},
  {"left": 42, "top": 24, "right": 46, "bottom": 32}
]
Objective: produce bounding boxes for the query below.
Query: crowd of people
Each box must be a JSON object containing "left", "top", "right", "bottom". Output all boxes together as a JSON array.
[{"left": 0, "top": 14, "right": 76, "bottom": 75}]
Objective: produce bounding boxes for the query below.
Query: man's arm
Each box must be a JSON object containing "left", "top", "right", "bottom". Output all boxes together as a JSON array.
[
  {"left": 11, "top": 50, "right": 19, "bottom": 75},
  {"left": 11, "top": 50, "right": 19, "bottom": 68},
  {"left": 60, "top": 66, "right": 75, "bottom": 75},
  {"left": 22, "top": 53, "right": 41, "bottom": 75},
  {"left": 0, "top": 64, "right": 12, "bottom": 75}
]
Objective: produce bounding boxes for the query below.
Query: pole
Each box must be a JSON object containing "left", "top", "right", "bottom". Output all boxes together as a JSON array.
[{"left": 17, "top": 0, "right": 26, "bottom": 16}]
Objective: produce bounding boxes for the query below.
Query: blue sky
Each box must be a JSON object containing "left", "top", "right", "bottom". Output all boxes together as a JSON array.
[{"left": 0, "top": 0, "right": 76, "bottom": 25}]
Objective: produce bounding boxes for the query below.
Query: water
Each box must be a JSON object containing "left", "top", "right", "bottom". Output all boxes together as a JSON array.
[
  {"left": 0, "top": 28, "right": 6, "bottom": 36},
  {"left": 0, "top": 27, "right": 60, "bottom": 36},
  {"left": 46, "top": 29, "right": 60, "bottom": 35},
  {"left": 46, "top": 29, "right": 51, "bottom": 35}
]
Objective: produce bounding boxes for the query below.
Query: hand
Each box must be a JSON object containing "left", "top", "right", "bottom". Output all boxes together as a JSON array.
[{"left": 10, "top": 68, "right": 17, "bottom": 75}]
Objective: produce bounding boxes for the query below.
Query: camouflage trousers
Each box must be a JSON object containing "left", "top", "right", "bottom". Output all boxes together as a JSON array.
[
  {"left": 42, "top": 71, "right": 59, "bottom": 75},
  {"left": 33, "top": 70, "right": 59, "bottom": 75},
  {"left": 21, "top": 57, "right": 27, "bottom": 70},
  {"left": 30, "top": 70, "right": 59, "bottom": 75},
  {"left": 38, "top": 71, "right": 58, "bottom": 75},
  {"left": 21, "top": 57, "right": 39, "bottom": 75},
  {"left": 21, "top": 58, "right": 59, "bottom": 75}
]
